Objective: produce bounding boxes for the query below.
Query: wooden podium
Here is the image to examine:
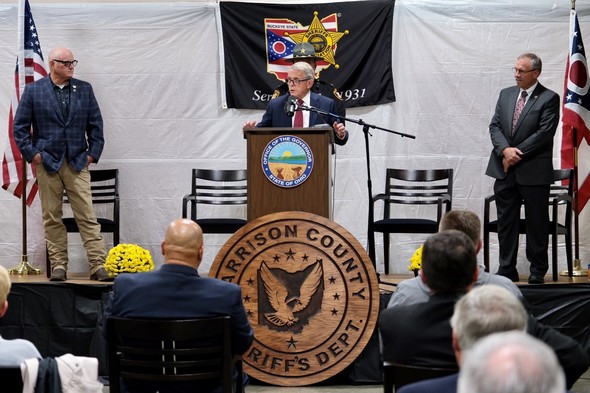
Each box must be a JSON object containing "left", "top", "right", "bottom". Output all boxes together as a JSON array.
[{"left": 244, "top": 127, "right": 333, "bottom": 220}]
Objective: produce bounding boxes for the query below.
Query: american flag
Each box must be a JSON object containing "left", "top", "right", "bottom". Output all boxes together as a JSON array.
[
  {"left": 1, "top": 0, "right": 47, "bottom": 206},
  {"left": 562, "top": 9, "right": 590, "bottom": 213}
]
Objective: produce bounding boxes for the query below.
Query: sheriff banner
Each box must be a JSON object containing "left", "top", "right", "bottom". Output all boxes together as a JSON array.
[{"left": 218, "top": 0, "right": 395, "bottom": 110}]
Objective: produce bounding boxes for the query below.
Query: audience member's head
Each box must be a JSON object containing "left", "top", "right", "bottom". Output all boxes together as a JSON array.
[
  {"left": 421, "top": 230, "right": 477, "bottom": 293},
  {"left": 439, "top": 210, "right": 482, "bottom": 253},
  {"left": 450, "top": 285, "right": 528, "bottom": 364},
  {"left": 458, "top": 331, "right": 566, "bottom": 393},
  {"left": 0, "top": 265, "right": 11, "bottom": 317},
  {"left": 161, "top": 219, "right": 204, "bottom": 269}
]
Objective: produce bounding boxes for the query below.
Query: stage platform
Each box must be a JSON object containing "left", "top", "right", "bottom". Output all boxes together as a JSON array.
[
  {"left": 1, "top": 273, "right": 589, "bottom": 383},
  {"left": 378, "top": 272, "right": 590, "bottom": 289}
]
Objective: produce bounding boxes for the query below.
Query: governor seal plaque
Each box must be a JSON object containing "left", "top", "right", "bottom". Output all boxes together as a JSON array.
[
  {"left": 261, "top": 135, "right": 314, "bottom": 188},
  {"left": 210, "top": 211, "right": 380, "bottom": 386}
]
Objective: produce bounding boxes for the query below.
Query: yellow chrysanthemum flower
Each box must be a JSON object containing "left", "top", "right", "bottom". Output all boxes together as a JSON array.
[
  {"left": 104, "top": 243, "right": 154, "bottom": 277},
  {"left": 408, "top": 244, "right": 423, "bottom": 272}
]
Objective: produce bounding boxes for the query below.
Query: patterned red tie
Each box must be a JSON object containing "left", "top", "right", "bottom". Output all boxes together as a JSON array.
[
  {"left": 512, "top": 90, "right": 528, "bottom": 134},
  {"left": 294, "top": 99, "right": 304, "bottom": 127}
]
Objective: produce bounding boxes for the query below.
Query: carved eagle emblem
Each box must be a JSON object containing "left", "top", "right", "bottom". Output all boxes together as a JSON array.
[{"left": 259, "top": 261, "right": 323, "bottom": 327}]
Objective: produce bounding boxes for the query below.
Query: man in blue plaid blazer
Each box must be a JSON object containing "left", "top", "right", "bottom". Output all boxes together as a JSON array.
[{"left": 14, "top": 46, "right": 111, "bottom": 282}]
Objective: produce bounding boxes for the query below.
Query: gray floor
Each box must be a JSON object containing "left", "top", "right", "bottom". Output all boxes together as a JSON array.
[
  {"left": 246, "top": 368, "right": 590, "bottom": 392},
  {"left": 246, "top": 369, "right": 590, "bottom": 393},
  {"left": 102, "top": 369, "right": 590, "bottom": 392}
]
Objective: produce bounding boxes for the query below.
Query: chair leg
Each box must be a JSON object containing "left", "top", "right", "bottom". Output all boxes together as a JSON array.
[
  {"left": 483, "top": 229, "right": 490, "bottom": 273},
  {"left": 565, "top": 233, "right": 573, "bottom": 277},
  {"left": 551, "top": 233, "right": 558, "bottom": 282},
  {"left": 368, "top": 227, "right": 377, "bottom": 272},
  {"left": 383, "top": 234, "right": 390, "bottom": 275},
  {"left": 45, "top": 245, "right": 51, "bottom": 278},
  {"left": 383, "top": 367, "right": 394, "bottom": 393}
]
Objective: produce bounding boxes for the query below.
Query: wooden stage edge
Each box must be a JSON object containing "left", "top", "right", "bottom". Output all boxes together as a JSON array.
[
  {"left": 378, "top": 273, "right": 590, "bottom": 292},
  {"left": 8, "top": 272, "right": 113, "bottom": 286},
  {"left": 8, "top": 271, "right": 588, "bottom": 290}
]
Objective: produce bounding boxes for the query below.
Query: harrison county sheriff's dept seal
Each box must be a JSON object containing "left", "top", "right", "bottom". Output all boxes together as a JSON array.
[
  {"left": 209, "top": 212, "right": 380, "bottom": 386},
  {"left": 262, "top": 135, "right": 313, "bottom": 188}
]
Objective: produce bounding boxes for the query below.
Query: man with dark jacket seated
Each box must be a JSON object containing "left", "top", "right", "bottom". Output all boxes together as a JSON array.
[
  {"left": 398, "top": 285, "right": 546, "bottom": 393},
  {"left": 379, "top": 230, "right": 588, "bottom": 390},
  {"left": 104, "top": 218, "right": 254, "bottom": 393}
]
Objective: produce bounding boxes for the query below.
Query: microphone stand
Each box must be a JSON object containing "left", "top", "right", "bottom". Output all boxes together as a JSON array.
[
  {"left": 299, "top": 103, "right": 416, "bottom": 284},
  {"left": 297, "top": 104, "right": 336, "bottom": 155}
]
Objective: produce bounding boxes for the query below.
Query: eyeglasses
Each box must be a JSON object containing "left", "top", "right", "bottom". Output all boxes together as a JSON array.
[
  {"left": 53, "top": 59, "right": 78, "bottom": 68},
  {"left": 512, "top": 67, "right": 536, "bottom": 74},
  {"left": 286, "top": 78, "right": 311, "bottom": 85}
]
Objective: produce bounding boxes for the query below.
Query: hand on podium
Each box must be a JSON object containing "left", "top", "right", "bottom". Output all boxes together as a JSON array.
[{"left": 243, "top": 120, "right": 257, "bottom": 135}]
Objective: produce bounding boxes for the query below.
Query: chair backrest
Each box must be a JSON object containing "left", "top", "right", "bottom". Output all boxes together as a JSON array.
[
  {"left": 550, "top": 168, "right": 574, "bottom": 231},
  {"left": 182, "top": 169, "right": 248, "bottom": 224},
  {"left": 550, "top": 168, "right": 574, "bottom": 200},
  {"left": 0, "top": 367, "right": 24, "bottom": 393},
  {"left": 382, "top": 361, "right": 458, "bottom": 392},
  {"left": 383, "top": 168, "right": 453, "bottom": 218},
  {"left": 63, "top": 168, "right": 119, "bottom": 213},
  {"left": 106, "top": 316, "right": 236, "bottom": 393},
  {"left": 482, "top": 168, "right": 575, "bottom": 275},
  {"left": 191, "top": 168, "right": 247, "bottom": 206}
]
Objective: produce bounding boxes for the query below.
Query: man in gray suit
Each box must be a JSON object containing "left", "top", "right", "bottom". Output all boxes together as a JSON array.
[{"left": 485, "top": 53, "right": 560, "bottom": 284}]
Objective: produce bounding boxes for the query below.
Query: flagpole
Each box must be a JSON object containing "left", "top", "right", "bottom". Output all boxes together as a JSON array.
[
  {"left": 9, "top": 159, "right": 40, "bottom": 275},
  {"left": 8, "top": 0, "right": 39, "bottom": 275},
  {"left": 572, "top": 127, "right": 584, "bottom": 273},
  {"left": 561, "top": 126, "right": 587, "bottom": 276},
  {"left": 559, "top": 0, "right": 586, "bottom": 277}
]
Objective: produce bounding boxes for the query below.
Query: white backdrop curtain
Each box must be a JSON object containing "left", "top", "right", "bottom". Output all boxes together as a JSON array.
[{"left": 0, "top": 0, "right": 588, "bottom": 276}]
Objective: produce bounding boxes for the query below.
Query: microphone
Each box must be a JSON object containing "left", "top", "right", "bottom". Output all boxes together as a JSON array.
[{"left": 285, "top": 96, "right": 297, "bottom": 117}]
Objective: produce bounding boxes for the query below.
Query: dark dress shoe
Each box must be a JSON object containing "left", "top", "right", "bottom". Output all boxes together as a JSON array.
[
  {"left": 497, "top": 271, "right": 519, "bottom": 282},
  {"left": 528, "top": 275, "right": 545, "bottom": 284},
  {"left": 90, "top": 267, "right": 114, "bottom": 282},
  {"left": 49, "top": 268, "right": 67, "bottom": 282}
]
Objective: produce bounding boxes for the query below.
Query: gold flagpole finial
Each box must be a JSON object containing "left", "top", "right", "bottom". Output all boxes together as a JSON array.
[{"left": 572, "top": 0, "right": 576, "bottom": 10}]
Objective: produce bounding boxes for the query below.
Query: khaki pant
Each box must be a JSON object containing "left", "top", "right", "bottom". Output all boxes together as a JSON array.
[{"left": 36, "top": 162, "right": 106, "bottom": 275}]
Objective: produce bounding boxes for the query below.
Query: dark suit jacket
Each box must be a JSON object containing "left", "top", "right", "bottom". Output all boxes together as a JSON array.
[
  {"left": 529, "top": 315, "right": 589, "bottom": 389},
  {"left": 396, "top": 373, "right": 458, "bottom": 393},
  {"left": 104, "top": 264, "right": 254, "bottom": 393},
  {"left": 104, "top": 263, "right": 254, "bottom": 355},
  {"left": 13, "top": 75, "right": 104, "bottom": 173},
  {"left": 485, "top": 83, "right": 559, "bottom": 185},
  {"left": 379, "top": 291, "right": 588, "bottom": 389},
  {"left": 379, "top": 292, "right": 461, "bottom": 368},
  {"left": 273, "top": 79, "right": 347, "bottom": 120},
  {"left": 256, "top": 92, "right": 348, "bottom": 145}
]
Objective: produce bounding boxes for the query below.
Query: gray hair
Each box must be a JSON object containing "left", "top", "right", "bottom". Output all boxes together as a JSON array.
[
  {"left": 457, "top": 331, "right": 565, "bottom": 393},
  {"left": 518, "top": 52, "right": 542, "bottom": 72},
  {"left": 290, "top": 61, "right": 315, "bottom": 80},
  {"left": 451, "top": 285, "right": 528, "bottom": 351}
]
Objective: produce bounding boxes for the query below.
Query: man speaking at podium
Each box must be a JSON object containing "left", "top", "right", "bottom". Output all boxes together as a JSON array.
[{"left": 243, "top": 62, "right": 348, "bottom": 146}]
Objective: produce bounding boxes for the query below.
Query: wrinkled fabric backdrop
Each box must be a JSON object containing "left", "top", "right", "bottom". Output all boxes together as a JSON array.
[{"left": 1, "top": 0, "right": 588, "bottom": 277}]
